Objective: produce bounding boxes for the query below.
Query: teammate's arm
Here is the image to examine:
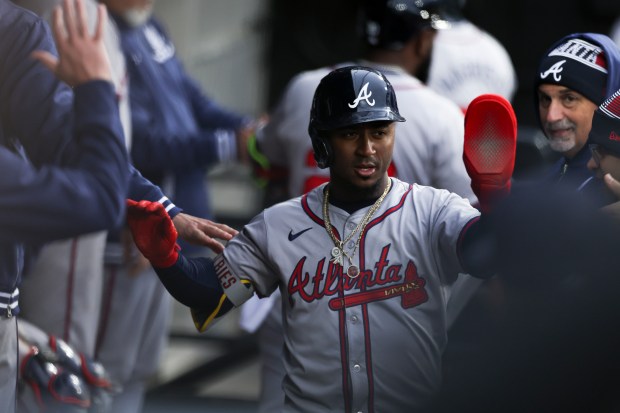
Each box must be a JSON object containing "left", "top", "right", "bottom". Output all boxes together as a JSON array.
[{"left": 125, "top": 199, "right": 254, "bottom": 331}]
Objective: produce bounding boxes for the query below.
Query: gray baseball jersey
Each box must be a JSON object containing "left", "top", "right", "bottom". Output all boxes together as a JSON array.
[{"left": 222, "top": 178, "right": 480, "bottom": 412}]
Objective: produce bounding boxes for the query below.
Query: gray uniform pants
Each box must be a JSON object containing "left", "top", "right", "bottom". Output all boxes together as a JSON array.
[
  {"left": 96, "top": 264, "right": 171, "bottom": 413},
  {"left": 0, "top": 316, "right": 17, "bottom": 413}
]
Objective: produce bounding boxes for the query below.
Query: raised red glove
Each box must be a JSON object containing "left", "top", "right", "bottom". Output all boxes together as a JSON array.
[
  {"left": 126, "top": 199, "right": 179, "bottom": 268},
  {"left": 463, "top": 94, "right": 517, "bottom": 213}
]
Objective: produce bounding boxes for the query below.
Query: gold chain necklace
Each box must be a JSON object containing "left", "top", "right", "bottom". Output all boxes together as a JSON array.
[{"left": 323, "top": 179, "right": 392, "bottom": 278}]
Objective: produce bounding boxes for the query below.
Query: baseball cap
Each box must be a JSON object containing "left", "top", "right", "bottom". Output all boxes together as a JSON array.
[
  {"left": 589, "top": 88, "right": 620, "bottom": 157},
  {"left": 536, "top": 37, "right": 608, "bottom": 105}
]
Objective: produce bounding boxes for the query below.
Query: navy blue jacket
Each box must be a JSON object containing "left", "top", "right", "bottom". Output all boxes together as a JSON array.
[
  {"left": 0, "top": 1, "right": 169, "bottom": 315},
  {"left": 114, "top": 16, "right": 250, "bottom": 223}
]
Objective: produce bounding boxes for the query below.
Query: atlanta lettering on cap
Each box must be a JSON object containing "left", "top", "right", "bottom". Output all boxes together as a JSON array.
[{"left": 549, "top": 39, "right": 607, "bottom": 73}]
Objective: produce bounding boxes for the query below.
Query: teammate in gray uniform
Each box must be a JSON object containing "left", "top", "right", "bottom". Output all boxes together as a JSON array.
[{"left": 126, "top": 66, "right": 516, "bottom": 412}]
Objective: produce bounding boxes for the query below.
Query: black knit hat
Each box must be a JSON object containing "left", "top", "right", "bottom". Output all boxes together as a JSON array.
[
  {"left": 589, "top": 89, "right": 620, "bottom": 157},
  {"left": 536, "top": 38, "right": 608, "bottom": 105}
]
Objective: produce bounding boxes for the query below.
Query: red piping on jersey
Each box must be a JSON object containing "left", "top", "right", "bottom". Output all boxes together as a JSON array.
[
  {"left": 302, "top": 192, "right": 353, "bottom": 407},
  {"left": 358, "top": 182, "right": 411, "bottom": 413},
  {"left": 63, "top": 238, "right": 79, "bottom": 342},
  {"left": 95, "top": 267, "right": 117, "bottom": 357}
]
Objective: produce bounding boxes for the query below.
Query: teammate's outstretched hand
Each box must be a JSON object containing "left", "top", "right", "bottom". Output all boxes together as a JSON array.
[
  {"left": 172, "top": 213, "right": 238, "bottom": 254},
  {"left": 463, "top": 94, "right": 517, "bottom": 214},
  {"left": 32, "top": 0, "right": 112, "bottom": 86},
  {"left": 126, "top": 199, "right": 179, "bottom": 268}
]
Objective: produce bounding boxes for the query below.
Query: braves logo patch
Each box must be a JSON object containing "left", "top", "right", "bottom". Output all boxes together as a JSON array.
[{"left": 348, "top": 82, "right": 376, "bottom": 108}]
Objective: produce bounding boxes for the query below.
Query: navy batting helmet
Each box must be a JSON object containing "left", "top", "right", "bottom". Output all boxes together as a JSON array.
[
  {"left": 363, "top": 0, "right": 452, "bottom": 50},
  {"left": 308, "top": 66, "right": 406, "bottom": 169}
]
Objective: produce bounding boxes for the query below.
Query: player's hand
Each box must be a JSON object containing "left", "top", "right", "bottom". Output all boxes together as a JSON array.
[
  {"left": 126, "top": 199, "right": 179, "bottom": 268},
  {"left": 172, "top": 213, "right": 237, "bottom": 254},
  {"left": 463, "top": 94, "right": 517, "bottom": 214},
  {"left": 32, "top": 0, "right": 112, "bottom": 86},
  {"left": 601, "top": 173, "right": 620, "bottom": 223}
]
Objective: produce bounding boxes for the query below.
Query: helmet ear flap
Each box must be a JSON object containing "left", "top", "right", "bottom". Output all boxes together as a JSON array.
[{"left": 309, "top": 126, "right": 333, "bottom": 169}]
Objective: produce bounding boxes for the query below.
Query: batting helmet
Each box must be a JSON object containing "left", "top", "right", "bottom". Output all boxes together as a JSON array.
[
  {"left": 363, "top": 0, "right": 452, "bottom": 50},
  {"left": 308, "top": 65, "right": 406, "bottom": 169}
]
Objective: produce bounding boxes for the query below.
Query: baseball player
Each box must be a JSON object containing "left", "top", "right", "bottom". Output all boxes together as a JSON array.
[
  {"left": 243, "top": 2, "right": 478, "bottom": 408},
  {"left": 126, "top": 66, "right": 516, "bottom": 412},
  {"left": 426, "top": 0, "right": 517, "bottom": 110}
]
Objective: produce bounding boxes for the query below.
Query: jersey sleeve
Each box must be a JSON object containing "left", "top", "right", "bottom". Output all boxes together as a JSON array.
[
  {"left": 221, "top": 210, "right": 280, "bottom": 297},
  {"left": 1, "top": 15, "right": 73, "bottom": 167},
  {"left": 0, "top": 81, "right": 129, "bottom": 243},
  {"left": 428, "top": 188, "right": 481, "bottom": 281}
]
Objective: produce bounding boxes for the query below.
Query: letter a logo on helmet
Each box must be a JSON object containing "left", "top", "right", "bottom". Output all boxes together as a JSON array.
[
  {"left": 540, "top": 60, "right": 566, "bottom": 82},
  {"left": 308, "top": 66, "right": 406, "bottom": 169},
  {"left": 348, "top": 82, "right": 376, "bottom": 108}
]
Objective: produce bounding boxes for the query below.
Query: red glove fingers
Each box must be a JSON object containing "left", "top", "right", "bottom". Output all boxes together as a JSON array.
[
  {"left": 463, "top": 94, "right": 517, "bottom": 214},
  {"left": 126, "top": 199, "right": 179, "bottom": 268}
]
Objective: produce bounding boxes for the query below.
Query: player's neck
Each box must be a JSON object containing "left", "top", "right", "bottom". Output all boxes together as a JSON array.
[{"left": 327, "top": 177, "right": 391, "bottom": 213}]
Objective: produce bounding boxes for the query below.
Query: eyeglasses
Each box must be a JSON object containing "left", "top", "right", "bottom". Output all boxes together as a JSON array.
[{"left": 589, "top": 144, "right": 605, "bottom": 165}]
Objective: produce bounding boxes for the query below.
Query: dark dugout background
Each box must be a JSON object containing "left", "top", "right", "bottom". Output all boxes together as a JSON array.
[{"left": 266, "top": 0, "right": 620, "bottom": 128}]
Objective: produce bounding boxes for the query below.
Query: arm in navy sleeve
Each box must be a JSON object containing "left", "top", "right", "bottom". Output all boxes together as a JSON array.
[
  {"left": 154, "top": 254, "right": 234, "bottom": 313},
  {"left": 0, "top": 9, "right": 73, "bottom": 167},
  {"left": 127, "top": 165, "right": 182, "bottom": 218},
  {"left": 0, "top": 81, "right": 129, "bottom": 243},
  {"left": 183, "top": 75, "right": 251, "bottom": 131},
  {"left": 458, "top": 215, "right": 498, "bottom": 279},
  {"left": 128, "top": 93, "right": 220, "bottom": 172}
]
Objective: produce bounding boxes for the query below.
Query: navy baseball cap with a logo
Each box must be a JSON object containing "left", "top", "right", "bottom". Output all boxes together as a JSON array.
[
  {"left": 536, "top": 37, "right": 608, "bottom": 105},
  {"left": 589, "top": 89, "right": 620, "bottom": 156}
]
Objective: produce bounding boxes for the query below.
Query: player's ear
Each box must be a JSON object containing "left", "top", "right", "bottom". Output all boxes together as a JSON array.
[
  {"left": 309, "top": 127, "right": 333, "bottom": 169},
  {"left": 413, "top": 28, "right": 436, "bottom": 60}
]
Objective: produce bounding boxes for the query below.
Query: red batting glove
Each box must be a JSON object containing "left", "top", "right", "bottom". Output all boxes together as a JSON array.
[
  {"left": 463, "top": 94, "right": 517, "bottom": 214},
  {"left": 126, "top": 199, "right": 179, "bottom": 268}
]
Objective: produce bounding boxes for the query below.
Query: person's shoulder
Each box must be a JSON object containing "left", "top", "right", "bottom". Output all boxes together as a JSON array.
[
  {"left": 264, "top": 186, "right": 324, "bottom": 215},
  {"left": 1, "top": 0, "right": 48, "bottom": 38},
  {"left": 397, "top": 82, "right": 464, "bottom": 119}
]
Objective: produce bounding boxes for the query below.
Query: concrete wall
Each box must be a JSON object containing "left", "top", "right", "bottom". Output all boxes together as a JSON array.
[{"left": 154, "top": 0, "right": 270, "bottom": 118}]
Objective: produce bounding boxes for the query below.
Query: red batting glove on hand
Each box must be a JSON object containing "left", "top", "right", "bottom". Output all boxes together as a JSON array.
[
  {"left": 463, "top": 94, "right": 517, "bottom": 214},
  {"left": 126, "top": 199, "right": 180, "bottom": 268}
]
